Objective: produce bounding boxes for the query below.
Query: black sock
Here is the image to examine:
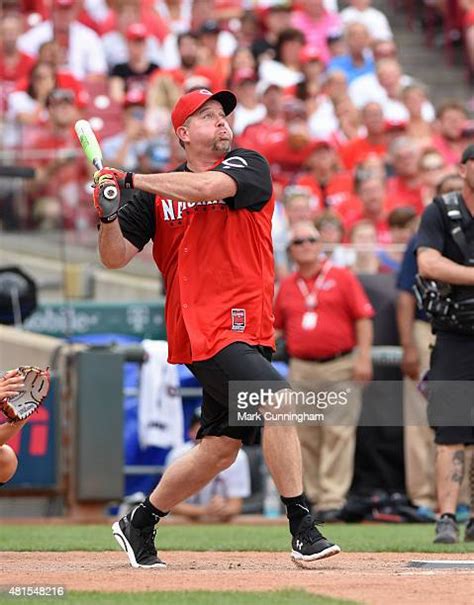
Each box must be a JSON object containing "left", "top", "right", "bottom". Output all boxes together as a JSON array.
[
  {"left": 281, "top": 494, "right": 311, "bottom": 535},
  {"left": 130, "top": 497, "right": 169, "bottom": 529},
  {"left": 440, "top": 512, "right": 456, "bottom": 521}
]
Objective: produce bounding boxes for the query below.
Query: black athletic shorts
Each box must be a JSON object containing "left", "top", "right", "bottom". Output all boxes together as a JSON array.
[
  {"left": 186, "top": 341, "right": 289, "bottom": 445},
  {"left": 428, "top": 332, "right": 474, "bottom": 445}
]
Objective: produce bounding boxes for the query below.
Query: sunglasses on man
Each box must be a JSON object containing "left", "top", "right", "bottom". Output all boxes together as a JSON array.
[{"left": 291, "top": 237, "right": 319, "bottom": 246}]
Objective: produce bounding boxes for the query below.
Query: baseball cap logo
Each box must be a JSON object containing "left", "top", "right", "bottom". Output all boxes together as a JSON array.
[{"left": 199, "top": 89, "right": 212, "bottom": 96}]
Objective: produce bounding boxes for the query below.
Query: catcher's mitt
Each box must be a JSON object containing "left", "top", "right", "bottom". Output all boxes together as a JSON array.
[{"left": 0, "top": 366, "right": 50, "bottom": 423}]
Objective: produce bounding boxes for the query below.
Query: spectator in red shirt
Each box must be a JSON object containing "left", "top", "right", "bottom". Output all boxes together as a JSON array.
[
  {"left": 343, "top": 172, "right": 391, "bottom": 243},
  {"left": 386, "top": 136, "right": 424, "bottom": 214},
  {"left": 237, "top": 82, "right": 285, "bottom": 154},
  {"left": 261, "top": 98, "right": 318, "bottom": 188},
  {"left": 340, "top": 101, "right": 388, "bottom": 169},
  {"left": 25, "top": 88, "right": 91, "bottom": 230},
  {"left": 109, "top": 23, "right": 160, "bottom": 105},
  {"left": 0, "top": 13, "right": 35, "bottom": 107},
  {"left": 431, "top": 100, "right": 473, "bottom": 167},
  {"left": 274, "top": 220, "right": 373, "bottom": 520},
  {"left": 296, "top": 141, "right": 354, "bottom": 215}
]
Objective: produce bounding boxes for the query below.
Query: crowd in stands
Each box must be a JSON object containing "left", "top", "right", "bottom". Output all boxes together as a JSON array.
[{"left": 0, "top": 0, "right": 473, "bottom": 262}]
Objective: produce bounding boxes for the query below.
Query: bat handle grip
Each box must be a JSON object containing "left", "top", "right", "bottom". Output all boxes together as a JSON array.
[{"left": 93, "top": 158, "right": 118, "bottom": 199}]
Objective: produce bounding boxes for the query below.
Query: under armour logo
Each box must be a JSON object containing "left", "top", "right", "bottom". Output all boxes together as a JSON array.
[{"left": 296, "top": 540, "right": 303, "bottom": 550}]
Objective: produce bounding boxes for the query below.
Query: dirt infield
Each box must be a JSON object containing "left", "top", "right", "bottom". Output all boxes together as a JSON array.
[{"left": 2, "top": 552, "right": 473, "bottom": 604}]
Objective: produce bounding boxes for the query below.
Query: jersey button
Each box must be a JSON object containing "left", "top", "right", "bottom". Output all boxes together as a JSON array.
[
  {"left": 183, "top": 303, "right": 188, "bottom": 309},
  {"left": 184, "top": 247, "right": 189, "bottom": 253},
  {"left": 183, "top": 276, "right": 188, "bottom": 282}
]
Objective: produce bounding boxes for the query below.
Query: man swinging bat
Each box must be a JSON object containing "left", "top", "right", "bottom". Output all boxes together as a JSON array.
[{"left": 86, "top": 89, "right": 341, "bottom": 569}]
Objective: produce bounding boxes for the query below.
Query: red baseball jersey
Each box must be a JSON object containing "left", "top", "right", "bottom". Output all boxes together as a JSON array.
[
  {"left": 274, "top": 261, "right": 374, "bottom": 359},
  {"left": 118, "top": 148, "right": 276, "bottom": 364}
]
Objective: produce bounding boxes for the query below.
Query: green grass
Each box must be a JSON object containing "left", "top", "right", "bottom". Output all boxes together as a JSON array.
[
  {"left": 0, "top": 523, "right": 473, "bottom": 553},
  {"left": 0, "top": 590, "right": 359, "bottom": 605}
]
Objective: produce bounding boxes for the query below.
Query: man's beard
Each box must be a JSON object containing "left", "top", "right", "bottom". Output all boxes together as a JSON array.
[
  {"left": 212, "top": 139, "right": 232, "bottom": 153},
  {"left": 181, "top": 56, "right": 197, "bottom": 69}
]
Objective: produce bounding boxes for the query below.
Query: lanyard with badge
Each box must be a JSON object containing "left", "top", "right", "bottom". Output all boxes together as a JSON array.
[{"left": 297, "top": 261, "right": 332, "bottom": 330}]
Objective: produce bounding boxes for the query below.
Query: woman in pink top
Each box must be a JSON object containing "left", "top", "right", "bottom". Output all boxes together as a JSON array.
[{"left": 291, "top": 0, "right": 342, "bottom": 64}]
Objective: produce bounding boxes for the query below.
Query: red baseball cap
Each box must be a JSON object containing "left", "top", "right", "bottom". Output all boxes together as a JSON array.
[
  {"left": 299, "top": 46, "right": 323, "bottom": 64},
  {"left": 384, "top": 119, "right": 407, "bottom": 133},
  {"left": 123, "top": 88, "right": 146, "bottom": 108},
  {"left": 308, "top": 139, "right": 334, "bottom": 153},
  {"left": 171, "top": 89, "right": 237, "bottom": 132},
  {"left": 126, "top": 23, "right": 148, "bottom": 41},
  {"left": 232, "top": 68, "right": 258, "bottom": 86}
]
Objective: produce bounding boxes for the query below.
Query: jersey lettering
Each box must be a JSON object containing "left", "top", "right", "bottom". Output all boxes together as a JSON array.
[
  {"left": 162, "top": 199, "right": 175, "bottom": 221},
  {"left": 160, "top": 198, "right": 226, "bottom": 222}
]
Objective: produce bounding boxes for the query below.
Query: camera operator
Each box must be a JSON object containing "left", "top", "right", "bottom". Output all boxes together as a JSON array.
[{"left": 416, "top": 144, "right": 474, "bottom": 544}]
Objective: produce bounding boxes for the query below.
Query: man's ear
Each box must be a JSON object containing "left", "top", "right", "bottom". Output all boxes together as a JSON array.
[
  {"left": 459, "top": 163, "right": 466, "bottom": 179},
  {"left": 176, "top": 125, "right": 189, "bottom": 146}
]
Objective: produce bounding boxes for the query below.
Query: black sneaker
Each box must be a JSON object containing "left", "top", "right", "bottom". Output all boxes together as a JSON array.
[
  {"left": 433, "top": 516, "right": 459, "bottom": 544},
  {"left": 291, "top": 515, "right": 341, "bottom": 564},
  {"left": 112, "top": 509, "right": 166, "bottom": 569},
  {"left": 464, "top": 519, "right": 474, "bottom": 543}
]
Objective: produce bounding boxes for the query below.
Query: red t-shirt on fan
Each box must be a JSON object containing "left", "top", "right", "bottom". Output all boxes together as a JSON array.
[
  {"left": 274, "top": 261, "right": 374, "bottom": 360},
  {"left": 117, "top": 148, "right": 276, "bottom": 364}
]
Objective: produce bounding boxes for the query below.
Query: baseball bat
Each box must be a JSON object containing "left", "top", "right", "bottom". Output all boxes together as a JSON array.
[
  {"left": 74, "top": 119, "right": 118, "bottom": 200},
  {"left": 74, "top": 119, "right": 103, "bottom": 170}
]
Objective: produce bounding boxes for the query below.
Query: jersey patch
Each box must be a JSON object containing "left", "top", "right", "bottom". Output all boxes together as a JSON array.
[{"left": 231, "top": 308, "right": 246, "bottom": 332}]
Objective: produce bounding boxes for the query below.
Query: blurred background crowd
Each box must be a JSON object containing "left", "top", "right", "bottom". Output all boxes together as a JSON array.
[{"left": 0, "top": 0, "right": 472, "bottom": 258}]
